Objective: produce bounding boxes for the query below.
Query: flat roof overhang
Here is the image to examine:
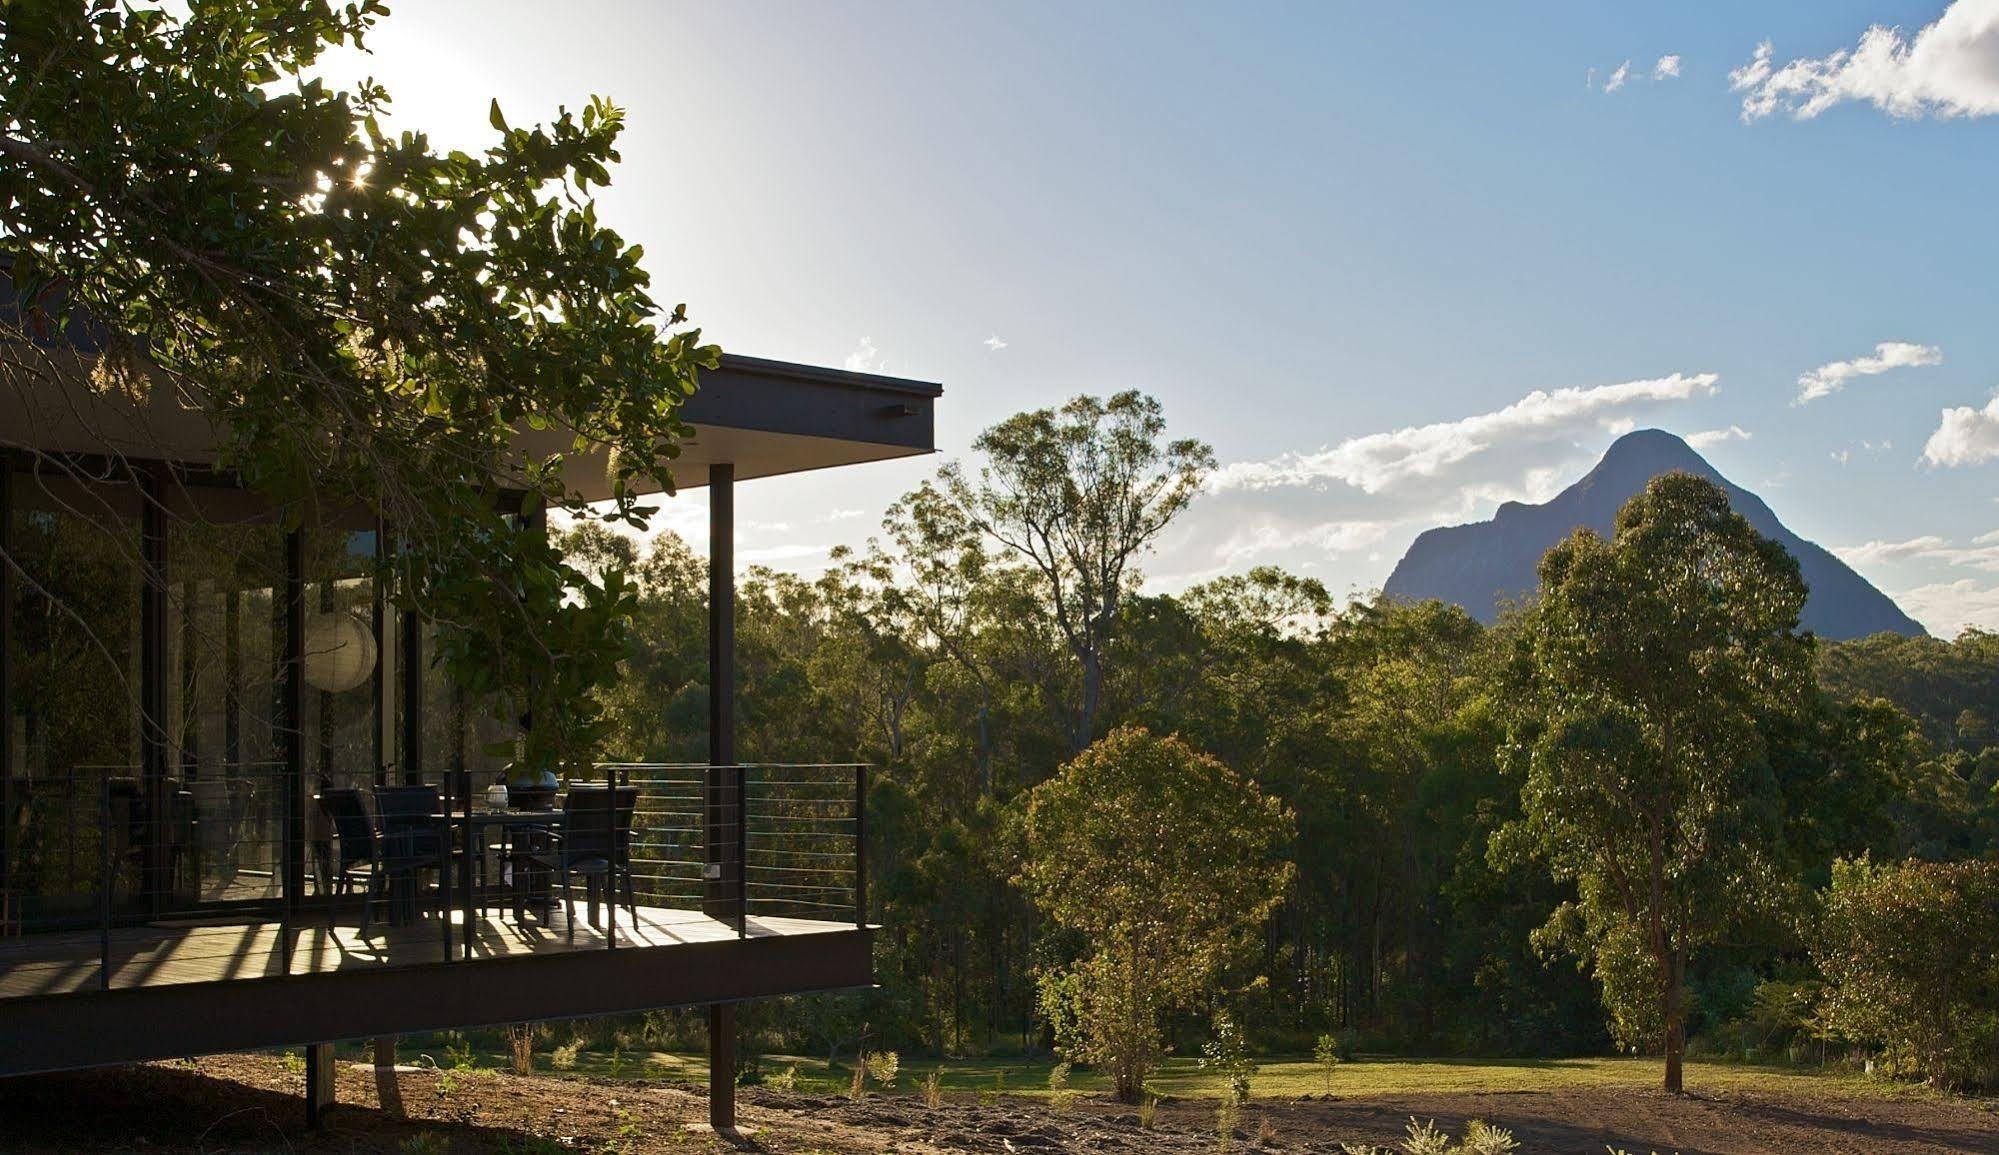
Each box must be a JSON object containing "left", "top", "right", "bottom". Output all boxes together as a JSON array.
[
  {"left": 0, "top": 329, "right": 942, "bottom": 496},
  {"left": 533, "top": 354, "right": 942, "bottom": 499}
]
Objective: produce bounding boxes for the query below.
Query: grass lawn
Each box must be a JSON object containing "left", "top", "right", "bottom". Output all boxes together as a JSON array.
[{"left": 367, "top": 1039, "right": 1939, "bottom": 1105}]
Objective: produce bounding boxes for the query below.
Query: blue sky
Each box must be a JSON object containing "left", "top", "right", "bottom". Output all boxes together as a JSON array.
[{"left": 322, "top": 1, "right": 1999, "bottom": 634}]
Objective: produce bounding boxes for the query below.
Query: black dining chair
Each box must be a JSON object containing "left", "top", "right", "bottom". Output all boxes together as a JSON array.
[
  {"left": 319, "top": 788, "right": 384, "bottom": 932},
  {"left": 526, "top": 784, "right": 638, "bottom": 940},
  {"left": 371, "top": 785, "right": 447, "bottom": 923}
]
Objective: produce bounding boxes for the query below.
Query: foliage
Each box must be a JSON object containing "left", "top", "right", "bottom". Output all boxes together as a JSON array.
[
  {"left": 1400, "top": 1117, "right": 1454, "bottom": 1155},
  {"left": 1495, "top": 473, "right": 1814, "bottom": 1091},
  {"left": 1388, "top": 1117, "right": 1519, "bottom": 1155},
  {"left": 1813, "top": 856, "right": 1999, "bottom": 1089},
  {"left": 1216, "top": 1095, "right": 1241, "bottom": 1153},
  {"left": 1199, "top": 1010, "right": 1257, "bottom": 1106},
  {"left": 506, "top": 1024, "right": 535, "bottom": 1076},
  {"left": 938, "top": 391, "right": 1213, "bottom": 751},
  {"left": 0, "top": 0, "right": 716, "bottom": 771},
  {"left": 563, "top": 386, "right": 1994, "bottom": 1070},
  {"left": 863, "top": 1049, "right": 900, "bottom": 1092},
  {"left": 1020, "top": 726, "right": 1293, "bottom": 1101},
  {"left": 1046, "top": 1061, "right": 1076, "bottom": 1113},
  {"left": 1314, "top": 1033, "right": 1344, "bottom": 1092}
]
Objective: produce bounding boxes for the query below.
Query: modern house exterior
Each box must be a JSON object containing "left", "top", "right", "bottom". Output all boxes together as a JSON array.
[{"left": 0, "top": 286, "right": 940, "bottom": 1128}]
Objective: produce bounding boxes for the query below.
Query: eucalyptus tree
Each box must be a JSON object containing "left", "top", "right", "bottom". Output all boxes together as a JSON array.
[
  {"left": 0, "top": 0, "right": 714, "bottom": 769},
  {"left": 1020, "top": 725, "right": 1293, "bottom": 1102},
  {"left": 938, "top": 391, "right": 1212, "bottom": 753},
  {"left": 1494, "top": 473, "right": 1814, "bottom": 1092}
]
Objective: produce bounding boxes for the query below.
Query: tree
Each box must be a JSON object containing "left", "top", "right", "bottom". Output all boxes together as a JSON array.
[
  {"left": 1494, "top": 472, "right": 1814, "bottom": 1092},
  {"left": 1814, "top": 856, "right": 1999, "bottom": 1089},
  {"left": 941, "top": 392, "right": 1212, "bottom": 753},
  {"left": 1, "top": 0, "right": 715, "bottom": 768},
  {"left": 1019, "top": 726, "right": 1292, "bottom": 1101}
]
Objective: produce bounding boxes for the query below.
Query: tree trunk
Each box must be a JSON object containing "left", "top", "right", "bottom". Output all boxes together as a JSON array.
[
  {"left": 1075, "top": 650, "right": 1102, "bottom": 754},
  {"left": 1663, "top": 944, "right": 1685, "bottom": 1094}
]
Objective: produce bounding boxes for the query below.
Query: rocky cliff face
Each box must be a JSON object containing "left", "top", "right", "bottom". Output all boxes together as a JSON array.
[{"left": 1382, "top": 429, "right": 1925, "bottom": 639}]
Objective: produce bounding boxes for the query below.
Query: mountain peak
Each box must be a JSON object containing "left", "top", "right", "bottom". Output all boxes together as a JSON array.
[{"left": 1384, "top": 433, "right": 1925, "bottom": 640}]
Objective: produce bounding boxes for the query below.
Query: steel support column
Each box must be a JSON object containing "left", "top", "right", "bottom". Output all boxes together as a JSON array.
[
  {"left": 139, "top": 469, "right": 169, "bottom": 918},
  {"left": 706, "top": 462, "right": 738, "bottom": 1132},
  {"left": 280, "top": 528, "right": 304, "bottom": 972},
  {"left": 0, "top": 463, "right": 11, "bottom": 918},
  {"left": 304, "top": 1041, "right": 335, "bottom": 1127}
]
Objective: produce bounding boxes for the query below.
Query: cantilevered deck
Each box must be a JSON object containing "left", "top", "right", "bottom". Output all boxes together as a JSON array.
[{"left": 0, "top": 905, "right": 852, "bottom": 1001}]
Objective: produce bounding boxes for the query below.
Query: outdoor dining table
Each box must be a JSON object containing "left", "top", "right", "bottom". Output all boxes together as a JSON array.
[{"left": 435, "top": 807, "right": 565, "bottom": 953}]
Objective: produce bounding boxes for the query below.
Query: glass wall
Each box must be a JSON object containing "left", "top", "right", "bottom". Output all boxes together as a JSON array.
[
  {"left": 162, "top": 485, "right": 286, "bottom": 910},
  {"left": 300, "top": 520, "right": 382, "bottom": 794},
  {"left": 5, "top": 467, "right": 144, "bottom": 927},
  {"left": 1, "top": 468, "right": 522, "bottom": 933}
]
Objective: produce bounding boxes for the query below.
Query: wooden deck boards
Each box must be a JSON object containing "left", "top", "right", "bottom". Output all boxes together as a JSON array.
[{"left": 0, "top": 905, "right": 846, "bottom": 1000}]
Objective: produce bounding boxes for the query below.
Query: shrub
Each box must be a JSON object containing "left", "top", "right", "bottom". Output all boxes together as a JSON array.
[
  {"left": 864, "top": 1050, "right": 900, "bottom": 1092},
  {"left": 1460, "top": 1119, "right": 1520, "bottom": 1155},
  {"left": 1400, "top": 1117, "right": 1453, "bottom": 1155},
  {"left": 1047, "top": 1061, "right": 1077, "bottom": 1113},
  {"left": 506, "top": 1023, "right": 535, "bottom": 1076},
  {"left": 1199, "top": 1010, "right": 1256, "bottom": 1105},
  {"left": 1813, "top": 856, "right": 1999, "bottom": 1089},
  {"left": 1314, "top": 1032, "right": 1344, "bottom": 1092}
]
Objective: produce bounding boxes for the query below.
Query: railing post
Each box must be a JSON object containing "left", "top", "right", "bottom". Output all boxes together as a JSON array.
[
  {"left": 735, "top": 765, "right": 748, "bottom": 939},
  {"left": 854, "top": 764, "right": 867, "bottom": 929},
  {"left": 608, "top": 767, "right": 620, "bottom": 951},
  {"left": 98, "top": 778, "right": 111, "bottom": 990}
]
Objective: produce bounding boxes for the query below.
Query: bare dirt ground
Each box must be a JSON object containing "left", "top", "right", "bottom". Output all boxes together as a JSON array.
[{"left": 0, "top": 1054, "right": 1993, "bottom": 1154}]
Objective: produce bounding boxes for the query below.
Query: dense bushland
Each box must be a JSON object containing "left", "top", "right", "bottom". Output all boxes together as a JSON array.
[{"left": 559, "top": 392, "right": 1999, "bottom": 1088}]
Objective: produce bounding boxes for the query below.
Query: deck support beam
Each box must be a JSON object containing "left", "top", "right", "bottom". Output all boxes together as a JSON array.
[
  {"left": 706, "top": 462, "right": 738, "bottom": 1131},
  {"left": 304, "top": 1041, "right": 335, "bottom": 1127}
]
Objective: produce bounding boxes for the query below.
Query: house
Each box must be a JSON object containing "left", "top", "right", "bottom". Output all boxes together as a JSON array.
[{"left": 0, "top": 285, "right": 940, "bottom": 1128}]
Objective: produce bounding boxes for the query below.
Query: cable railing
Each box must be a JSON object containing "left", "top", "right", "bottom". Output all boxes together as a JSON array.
[{"left": 0, "top": 761, "right": 868, "bottom": 999}]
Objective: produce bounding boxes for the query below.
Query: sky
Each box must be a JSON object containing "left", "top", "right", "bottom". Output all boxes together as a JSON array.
[{"left": 319, "top": 1, "right": 1999, "bottom": 635}]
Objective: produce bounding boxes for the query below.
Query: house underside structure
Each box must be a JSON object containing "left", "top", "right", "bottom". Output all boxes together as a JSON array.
[{"left": 0, "top": 310, "right": 940, "bottom": 1128}]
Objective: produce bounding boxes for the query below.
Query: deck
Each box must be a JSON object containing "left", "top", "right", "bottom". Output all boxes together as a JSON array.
[{"left": 0, "top": 904, "right": 850, "bottom": 1001}]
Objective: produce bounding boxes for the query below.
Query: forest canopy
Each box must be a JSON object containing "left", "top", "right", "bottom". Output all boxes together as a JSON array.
[{"left": 558, "top": 394, "right": 1999, "bottom": 1089}]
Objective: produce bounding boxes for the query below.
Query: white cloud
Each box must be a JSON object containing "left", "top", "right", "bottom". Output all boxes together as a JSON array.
[
  {"left": 1794, "top": 341, "right": 1942, "bottom": 405},
  {"left": 1605, "top": 60, "right": 1632, "bottom": 93},
  {"left": 1923, "top": 395, "right": 1999, "bottom": 467},
  {"left": 1894, "top": 578, "right": 1999, "bottom": 636},
  {"left": 1834, "top": 532, "right": 1999, "bottom": 572},
  {"left": 1732, "top": 2, "right": 1999, "bottom": 122},
  {"left": 843, "top": 336, "right": 879, "bottom": 372},
  {"left": 739, "top": 543, "right": 833, "bottom": 565},
  {"left": 1687, "top": 424, "right": 1752, "bottom": 449},
  {"left": 824, "top": 507, "right": 867, "bottom": 522},
  {"left": 1586, "top": 66, "right": 1597, "bottom": 88},
  {"left": 1209, "top": 372, "right": 1720, "bottom": 495},
  {"left": 1213, "top": 520, "right": 1390, "bottom": 568},
  {"left": 1831, "top": 448, "right": 1852, "bottom": 466},
  {"left": 983, "top": 335, "right": 1008, "bottom": 351},
  {"left": 1654, "top": 54, "right": 1683, "bottom": 80},
  {"left": 1834, "top": 535, "right": 1951, "bottom": 565}
]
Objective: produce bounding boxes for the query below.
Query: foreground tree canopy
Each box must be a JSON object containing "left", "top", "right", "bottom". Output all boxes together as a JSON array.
[
  {"left": 1498, "top": 472, "right": 1815, "bottom": 1092},
  {"left": 0, "top": 0, "right": 716, "bottom": 766},
  {"left": 1020, "top": 725, "right": 1293, "bottom": 1101}
]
